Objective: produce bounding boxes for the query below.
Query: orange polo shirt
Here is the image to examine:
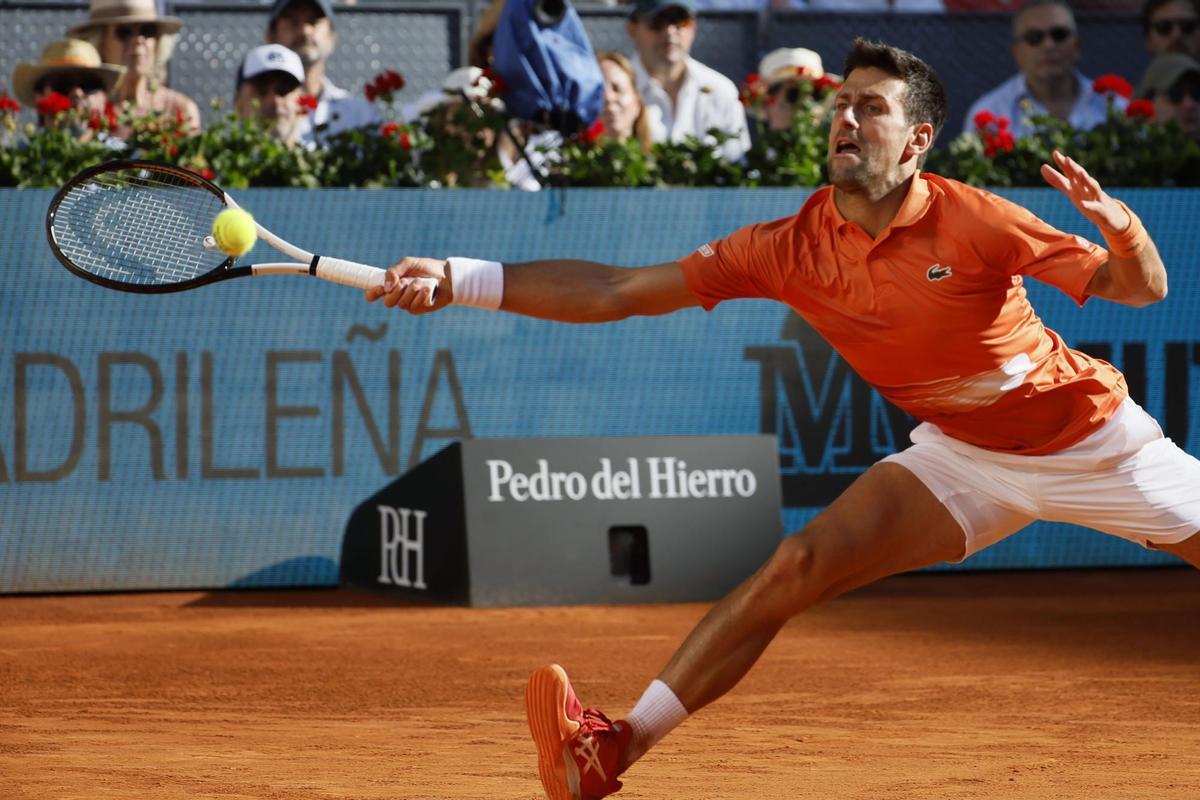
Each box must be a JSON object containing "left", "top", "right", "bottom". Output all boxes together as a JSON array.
[{"left": 678, "top": 173, "right": 1127, "bottom": 455}]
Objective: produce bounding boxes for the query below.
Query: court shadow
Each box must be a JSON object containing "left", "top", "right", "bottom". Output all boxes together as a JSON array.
[{"left": 827, "top": 566, "right": 1200, "bottom": 666}]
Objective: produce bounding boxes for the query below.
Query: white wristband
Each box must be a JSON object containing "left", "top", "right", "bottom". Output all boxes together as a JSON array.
[{"left": 446, "top": 257, "right": 503, "bottom": 310}]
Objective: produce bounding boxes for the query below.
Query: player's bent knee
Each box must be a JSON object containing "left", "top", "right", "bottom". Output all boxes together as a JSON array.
[{"left": 753, "top": 532, "right": 828, "bottom": 614}]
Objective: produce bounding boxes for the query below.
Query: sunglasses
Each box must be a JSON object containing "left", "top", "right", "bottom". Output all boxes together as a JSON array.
[
  {"left": 767, "top": 83, "right": 806, "bottom": 106},
  {"left": 1151, "top": 18, "right": 1199, "bottom": 36},
  {"left": 113, "top": 23, "right": 159, "bottom": 41},
  {"left": 1017, "top": 26, "right": 1074, "bottom": 46},
  {"left": 646, "top": 8, "right": 694, "bottom": 32},
  {"left": 36, "top": 73, "right": 105, "bottom": 95},
  {"left": 1167, "top": 82, "right": 1200, "bottom": 103},
  {"left": 247, "top": 75, "right": 301, "bottom": 97}
]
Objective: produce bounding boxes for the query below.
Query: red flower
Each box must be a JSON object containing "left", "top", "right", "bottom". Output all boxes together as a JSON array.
[
  {"left": 812, "top": 75, "right": 842, "bottom": 95},
  {"left": 1092, "top": 74, "right": 1133, "bottom": 99},
  {"left": 383, "top": 70, "right": 405, "bottom": 92},
  {"left": 981, "top": 127, "right": 1015, "bottom": 158},
  {"left": 0, "top": 94, "right": 20, "bottom": 114},
  {"left": 1126, "top": 98, "right": 1155, "bottom": 120},
  {"left": 36, "top": 92, "right": 72, "bottom": 117},
  {"left": 738, "top": 74, "right": 767, "bottom": 108},
  {"left": 973, "top": 109, "right": 996, "bottom": 129},
  {"left": 380, "top": 121, "right": 400, "bottom": 137},
  {"left": 365, "top": 69, "right": 406, "bottom": 103},
  {"left": 581, "top": 117, "right": 605, "bottom": 144},
  {"left": 478, "top": 67, "right": 507, "bottom": 98},
  {"left": 298, "top": 94, "right": 318, "bottom": 114},
  {"left": 399, "top": 131, "right": 411, "bottom": 150},
  {"left": 87, "top": 110, "right": 103, "bottom": 130}
]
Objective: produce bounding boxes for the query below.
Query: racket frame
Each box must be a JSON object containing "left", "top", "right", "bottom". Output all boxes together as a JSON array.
[{"left": 46, "top": 159, "right": 399, "bottom": 295}]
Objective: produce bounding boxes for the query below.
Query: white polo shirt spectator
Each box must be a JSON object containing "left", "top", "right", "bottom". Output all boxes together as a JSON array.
[
  {"left": 297, "top": 76, "right": 380, "bottom": 145},
  {"left": 626, "top": 0, "right": 750, "bottom": 162},
  {"left": 964, "top": 70, "right": 1126, "bottom": 138}
]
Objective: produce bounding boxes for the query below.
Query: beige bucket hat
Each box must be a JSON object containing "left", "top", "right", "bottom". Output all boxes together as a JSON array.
[
  {"left": 66, "top": 0, "right": 183, "bottom": 38},
  {"left": 11, "top": 38, "right": 126, "bottom": 106}
]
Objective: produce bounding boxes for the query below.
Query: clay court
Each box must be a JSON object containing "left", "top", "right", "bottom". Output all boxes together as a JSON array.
[{"left": 3, "top": 567, "right": 1199, "bottom": 800}]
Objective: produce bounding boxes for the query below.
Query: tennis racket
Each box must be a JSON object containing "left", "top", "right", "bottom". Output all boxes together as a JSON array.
[{"left": 45, "top": 159, "right": 436, "bottom": 299}]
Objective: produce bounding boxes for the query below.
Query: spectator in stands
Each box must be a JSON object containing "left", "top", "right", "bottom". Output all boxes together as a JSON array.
[
  {"left": 234, "top": 44, "right": 305, "bottom": 149},
  {"left": 67, "top": 0, "right": 201, "bottom": 140},
  {"left": 265, "top": 0, "right": 379, "bottom": 146},
  {"left": 597, "top": 51, "right": 655, "bottom": 153},
  {"left": 12, "top": 38, "right": 124, "bottom": 141},
  {"left": 625, "top": 0, "right": 751, "bottom": 161},
  {"left": 1137, "top": 51, "right": 1200, "bottom": 138},
  {"left": 964, "top": 0, "right": 1124, "bottom": 138},
  {"left": 1143, "top": 0, "right": 1200, "bottom": 57},
  {"left": 755, "top": 46, "right": 829, "bottom": 131},
  {"left": 469, "top": 0, "right": 506, "bottom": 67}
]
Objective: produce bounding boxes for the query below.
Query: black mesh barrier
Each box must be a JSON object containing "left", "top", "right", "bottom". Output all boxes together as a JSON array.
[
  {"left": 580, "top": 8, "right": 761, "bottom": 97},
  {"left": 0, "top": 4, "right": 1147, "bottom": 139},
  {"left": 0, "top": 2, "right": 468, "bottom": 125}
]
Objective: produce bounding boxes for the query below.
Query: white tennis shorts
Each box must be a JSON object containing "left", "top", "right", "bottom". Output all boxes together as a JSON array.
[{"left": 883, "top": 398, "right": 1200, "bottom": 559}]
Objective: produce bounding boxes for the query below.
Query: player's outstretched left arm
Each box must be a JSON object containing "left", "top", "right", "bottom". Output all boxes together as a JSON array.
[{"left": 1041, "top": 149, "right": 1167, "bottom": 307}]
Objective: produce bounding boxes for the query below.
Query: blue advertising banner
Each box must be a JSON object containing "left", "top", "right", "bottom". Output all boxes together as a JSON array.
[{"left": 1, "top": 187, "right": 1196, "bottom": 592}]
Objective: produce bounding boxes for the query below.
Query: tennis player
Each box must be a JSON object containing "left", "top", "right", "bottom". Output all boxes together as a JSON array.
[{"left": 366, "top": 38, "right": 1200, "bottom": 800}]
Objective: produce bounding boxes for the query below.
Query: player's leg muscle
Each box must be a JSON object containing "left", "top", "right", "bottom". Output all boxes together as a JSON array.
[{"left": 655, "top": 462, "right": 965, "bottom": 717}]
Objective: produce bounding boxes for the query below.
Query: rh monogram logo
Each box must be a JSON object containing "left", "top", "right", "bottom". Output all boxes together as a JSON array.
[{"left": 377, "top": 505, "right": 428, "bottom": 589}]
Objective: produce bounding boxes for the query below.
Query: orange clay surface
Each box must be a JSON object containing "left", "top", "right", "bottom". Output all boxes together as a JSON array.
[{"left": 2, "top": 568, "right": 1199, "bottom": 800}]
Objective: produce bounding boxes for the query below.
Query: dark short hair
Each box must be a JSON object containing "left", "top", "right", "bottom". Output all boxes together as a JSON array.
[
  {"left": 842, "top": 38, "right": 947, "bottom": 152},
  {"left": 1142, "top": 0, "right": 1200, "bottom": 36}
]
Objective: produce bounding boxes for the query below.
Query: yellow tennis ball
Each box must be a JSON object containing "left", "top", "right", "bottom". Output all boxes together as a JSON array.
[{"left": 212, "top": 208, "right": 257, "bottom": 257}]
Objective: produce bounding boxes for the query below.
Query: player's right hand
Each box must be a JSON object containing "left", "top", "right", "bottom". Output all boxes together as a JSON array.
[{"left": 367, "top": 256, "right": 449, "bottom": 314}]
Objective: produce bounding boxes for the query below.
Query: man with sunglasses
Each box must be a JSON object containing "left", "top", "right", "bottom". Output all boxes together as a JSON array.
[
  {"left": 964, "top": 0, "right": 1122, "bottom": 139},
  {"left": 1143, "top": 0, "right": 1200, "bottom": 58},
  {"left": 1137, "top": 51, "right": 1200, "bottom": 140},
  {"left": 234, "top": 43, "right": 306, "bottom": 150},
  {"left": 12, "top": 38, "right": 124, "bottom": 142},
  {"left": 625, "top": 0, "right": 750, "bottom": 162}
]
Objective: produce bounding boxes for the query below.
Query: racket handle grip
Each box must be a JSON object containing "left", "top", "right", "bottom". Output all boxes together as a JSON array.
[{"left": 314, "top": 256, "right": 439, "bottom": 301}]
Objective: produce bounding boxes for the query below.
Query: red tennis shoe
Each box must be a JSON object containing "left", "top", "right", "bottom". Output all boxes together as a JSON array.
[{"left": 526, "top": 664, "right": 633, "bottom": 800}]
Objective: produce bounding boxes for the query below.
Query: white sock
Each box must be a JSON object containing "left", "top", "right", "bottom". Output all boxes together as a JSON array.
[{"left": 624, "top": 679, "right": 689, "bottom": 760}]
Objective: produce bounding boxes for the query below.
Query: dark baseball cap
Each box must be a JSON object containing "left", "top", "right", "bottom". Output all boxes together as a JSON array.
[
  {"left": 1137, "top": 52, "right": 1200, "bottom": 99},
  {"left": 268, "top": 0, "right": 334, "bottom": 26},
  {"left": 628, "top": 0, "right": 696, "bottom": 20}
]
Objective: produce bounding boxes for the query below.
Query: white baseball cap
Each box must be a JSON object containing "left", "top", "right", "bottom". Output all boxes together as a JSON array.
[
  {"left": 758, "top": 47, "right": 824, "bottom": 85},
  {"left": 237, "top": 44, "right": 304, "bottom": 88}
]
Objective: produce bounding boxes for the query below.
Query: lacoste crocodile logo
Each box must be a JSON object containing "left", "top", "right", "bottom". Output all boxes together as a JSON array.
[{"left": 927, "top": 264, "right": 953, "bottom": 281}]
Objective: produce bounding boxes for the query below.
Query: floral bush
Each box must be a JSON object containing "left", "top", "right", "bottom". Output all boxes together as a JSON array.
[{"left": 1, "top": 70, "right": 1197, "bottom": 189}]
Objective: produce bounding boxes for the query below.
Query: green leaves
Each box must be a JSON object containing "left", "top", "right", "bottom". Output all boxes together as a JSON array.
[
  {"left": 3, "top": 97, "right": 1199, "bottom": 189},
  {"left": 929, "top": 105, "right": 1200, "bottom": 189}
]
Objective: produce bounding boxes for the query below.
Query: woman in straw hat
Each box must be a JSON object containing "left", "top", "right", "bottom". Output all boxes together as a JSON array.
[
  {"left": 11, "top": 38, "right": 125, "bottom": 141},
  {"left": 68, "top": 0, "right": 201, "bottom": 139}
]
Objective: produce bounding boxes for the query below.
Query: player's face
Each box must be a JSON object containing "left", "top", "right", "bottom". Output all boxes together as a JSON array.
[
  {"left": 270, "top": 0, "right": 335, "bottom": 69},
  {"left": 827, "top": 68, "right": 920, "bottom": 192}
]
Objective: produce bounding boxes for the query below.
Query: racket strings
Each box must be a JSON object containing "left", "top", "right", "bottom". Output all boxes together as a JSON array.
[{"left": 51, "top": 167, "right": 229, "bottom": 286}]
